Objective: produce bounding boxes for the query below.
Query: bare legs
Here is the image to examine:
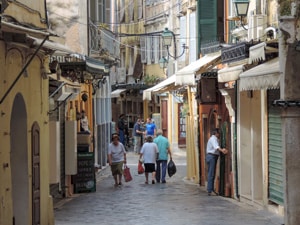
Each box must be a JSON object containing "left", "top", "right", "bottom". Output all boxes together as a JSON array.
[
  {"left": 113, "top": 174, "right": 123, "bottom": 187},
  {"left": 144, "top": 171, "right": 156, "bottom": 184}
]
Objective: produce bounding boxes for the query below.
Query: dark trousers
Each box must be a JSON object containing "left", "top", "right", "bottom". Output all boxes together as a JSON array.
[
  {"left": 156, "top": 160, "right": 168, "bottom": 182},
  {"left": 206, "top": 154, "right": 219, "bottom": 193}
]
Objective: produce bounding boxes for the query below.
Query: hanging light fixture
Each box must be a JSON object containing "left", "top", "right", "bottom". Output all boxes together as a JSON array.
[
  {"left": 159, "top": 56, "right": 168, "bottom": 69},
  {"left": 233, "top": 0, "right": 250, "bottom": 30},
  {"left": 161, "top": 28, "right": 174, "bottom": 47}
]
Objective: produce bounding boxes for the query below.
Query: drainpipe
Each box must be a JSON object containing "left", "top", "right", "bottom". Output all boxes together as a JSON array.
[
  {"left": 234, "top": 81, "right": 239, "bottom": 199},
  {"left": 0, "top": 35, "right": 48, "bottom": 104}
]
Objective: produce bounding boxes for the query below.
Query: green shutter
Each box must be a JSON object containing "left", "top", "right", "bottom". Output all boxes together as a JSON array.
[
  {"left": 268, "top": 90, "right": 284, "bottom": 206},
  {"left": 198, "top": 0, "right": 217, "bottom": 43}
]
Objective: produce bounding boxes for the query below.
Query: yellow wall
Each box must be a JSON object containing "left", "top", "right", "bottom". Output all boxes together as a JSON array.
[
  {"left": 0, "top": 41, "right": 53, "bottom": 224},
  {"left": 6, "top": 1, "right": 47, "bottom": 29}
]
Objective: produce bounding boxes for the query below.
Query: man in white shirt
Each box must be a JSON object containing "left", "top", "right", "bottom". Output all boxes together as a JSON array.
[{"left": 206, "top": 128, "right": 228, "bottom": 196}]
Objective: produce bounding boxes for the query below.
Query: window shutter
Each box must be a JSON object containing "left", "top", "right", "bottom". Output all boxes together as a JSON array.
[
  {"left": 179, "top": 16, "right": 187, "bottom": 62},
  {"left": 119, "top": 0, "right": 125, "bottom": 22},
  {"left": 138, "top": 0, "right": 143, "bottom": 19},
  {"left": 154, "top": 36, "right": 159, "bottom": 63},
  {"left": 189, "top": 12, "right": 197, "bottom": 62},
  {"left": 198, "top": 0, "right": 217, "bottom": 44},
  {"left": 140, "top": 36, "right": 146, "bottom": 63},
  {"left": 128, "top": 1, "right": 134, "bottom": 21},
  {"left": 151, "top": 36, "right": 155, "bottom": 63},
  {"left": 146, "top": 37, "right": 151, "bottom": 64}
]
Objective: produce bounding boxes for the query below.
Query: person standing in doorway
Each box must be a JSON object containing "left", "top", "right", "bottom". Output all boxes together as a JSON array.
[
  {"left": 145, "top": 117, "right": 156, "bottom": 138},
  {"left": 154, "top": 129, "right": 172, "bottom": 183},
  {"left": 80, "top": 110, "right": 90, "bottom": 133},
  {"left": 133, "top": 118, "right": 144, "bottom": 154},
  {"left": 118, "top": 114, "right": 126, "bottom": 146},
  {"left": 108, "top": 134, "right": 127, "bottom": 187},
  {"left": 206, "top": 128, "right": 228, "bottom": 196},
  {"left": 139, "top": 136, "right": 158, "bottom": 184}
]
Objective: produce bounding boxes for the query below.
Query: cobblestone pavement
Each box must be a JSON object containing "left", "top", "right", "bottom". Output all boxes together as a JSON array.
[{"left": 54, "top": 148, "right": 284, "bottom": 225}]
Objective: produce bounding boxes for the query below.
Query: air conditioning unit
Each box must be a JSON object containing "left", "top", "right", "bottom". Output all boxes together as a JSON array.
[
  {"left": 56, "top": 85, "right": 80, "bottom": 102},
  {"left": 248, "top": 15, "right": 267, "bottom": 41}
]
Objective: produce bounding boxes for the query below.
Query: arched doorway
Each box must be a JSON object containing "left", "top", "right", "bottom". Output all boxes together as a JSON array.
[{"left": 10, "top": 93, "right": 29, "bottom": 224}]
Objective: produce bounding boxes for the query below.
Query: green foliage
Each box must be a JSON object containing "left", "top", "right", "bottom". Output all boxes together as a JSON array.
[
  {"left": 143, "top": 74, "right": 159, "bottom": 85},
  {"left": 278, "top": 0, "right": 292, "bottom": 16}
]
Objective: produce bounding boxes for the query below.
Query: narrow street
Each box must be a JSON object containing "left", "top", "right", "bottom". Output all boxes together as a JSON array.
[{"left": 54, "top": 148, "right": 284, "bottom": 225}]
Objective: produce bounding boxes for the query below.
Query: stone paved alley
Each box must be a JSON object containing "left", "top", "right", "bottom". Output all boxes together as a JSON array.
[{"left": 54, "top": 148, "right": 284, "bottom": 225}]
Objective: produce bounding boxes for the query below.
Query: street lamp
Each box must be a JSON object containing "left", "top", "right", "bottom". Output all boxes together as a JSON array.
[
  {"left": 159, "top": 27, "right": 187, "bottom": 68},
  {"left": 233, "top": 0, "right": 250, "bottom": 30},
  {"left": 159, "top": 56, "right": 168, "bottom": 69}
]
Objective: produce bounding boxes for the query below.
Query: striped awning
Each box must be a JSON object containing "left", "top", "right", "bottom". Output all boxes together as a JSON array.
[{"left": 239, "top": 58, "right": 280, "bottom": 91}]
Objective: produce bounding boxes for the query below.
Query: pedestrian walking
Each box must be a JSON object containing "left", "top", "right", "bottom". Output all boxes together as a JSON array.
[
  {"left": 139, "top": 136, "right": 158, "bottom": 184},
  {"left": 145, "top": 117, "right": 156, "bottom": 137},
  {"left": 153, "top": 129, "right": 172, "bottom": 183},
  {"left": 133, "top": 118, "right": 144, "bottom": 154},
  {"left": 206, "top": 128, "right": 228, "bottom": 196},
  {"left": 117, "top": 114, "right": 126, "bottom": 146},
  {"left": 108, "top": 134, "right": 127, "bottom": 187}
]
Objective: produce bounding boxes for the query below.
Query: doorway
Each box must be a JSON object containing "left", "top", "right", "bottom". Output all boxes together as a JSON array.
[{"left": 10, "top": 94, "right": 29, "bottom": 224}]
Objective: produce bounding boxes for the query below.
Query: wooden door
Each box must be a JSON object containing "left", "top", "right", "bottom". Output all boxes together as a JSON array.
[
  {"left": 161, "top": 100, "right": 168, "bottom": 137},
  {"left": 32, "top": 122, "right": 40, "bottom": 225}
]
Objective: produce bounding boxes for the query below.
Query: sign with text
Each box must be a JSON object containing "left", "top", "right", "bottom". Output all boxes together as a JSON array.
[{"left": 73, "top": 152, "right": 96, "bottom": 193}]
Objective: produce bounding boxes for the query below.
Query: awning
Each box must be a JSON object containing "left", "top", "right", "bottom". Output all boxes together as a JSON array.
[
  {"left": 218, "top": 63, "right": 245, "bottom": 82},
  {"left": 248, "top": 42, "right": 266, "bottom": 64},
  {"left": 143, "top": 75, "right": 176, "bottom": 100},
  {"left": 28, "top": 36, "right": 75, "bottom": 54},
  {"left": 239, "top": 58, "right": 280, "bottom": 91},
  {"left": 143, "top": 53, "right": 221, "bottom": 100},
  {"left": 176, "top": 53, "right": 221, "bottom": 86},
  {"left": 111, "top": 89, "right": 127, "bottom": 98}
]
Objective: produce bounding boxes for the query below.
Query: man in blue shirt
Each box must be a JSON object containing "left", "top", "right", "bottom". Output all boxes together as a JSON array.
[
  {"left": 154, "top": 129, "right": 172, "bottom": 183},
  {"left": 145, "top": 117, "right": 156, "bottom": 137}
]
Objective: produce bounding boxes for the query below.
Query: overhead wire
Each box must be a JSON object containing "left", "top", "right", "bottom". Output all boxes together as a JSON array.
[{"left": 47, "top": 1, "right": 280, "bottom": 54}]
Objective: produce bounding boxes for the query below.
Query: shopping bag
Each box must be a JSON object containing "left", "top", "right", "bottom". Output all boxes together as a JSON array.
[
  {"left": 167, "top": 159, "right": 177, "bottom": 177},
  {"left": 138, "top": 161, "right": 145, "bottom": 174},
  {"left": 123, "top": 165, "right": 133, "bottom": 182}
]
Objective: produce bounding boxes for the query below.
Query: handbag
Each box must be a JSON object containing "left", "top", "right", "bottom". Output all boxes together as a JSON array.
[
  {"left": 138, "top": 161, "right": 144, "bottom": 174},
  {"left": 167, "top": 159, "right": 177, "bottom": 177},
  {"left": 123, "top": 164, "right": 133, "bottom": 182}
]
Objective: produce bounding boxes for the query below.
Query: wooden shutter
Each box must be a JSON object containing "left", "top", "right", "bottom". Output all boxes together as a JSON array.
[{"left": 198, "top": 0, "right": 217, "bottom": 48}]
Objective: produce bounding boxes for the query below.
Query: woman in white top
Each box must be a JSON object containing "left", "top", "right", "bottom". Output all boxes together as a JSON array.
[{"left": 108, "top": 134, "right": 127, "bottom": 187}]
